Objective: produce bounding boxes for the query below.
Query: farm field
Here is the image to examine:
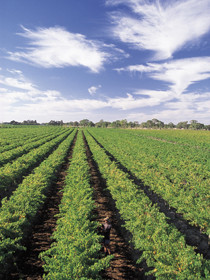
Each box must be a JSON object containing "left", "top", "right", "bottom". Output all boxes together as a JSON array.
[{"left": 0, "top": 126, "right": 209, "bottom": 279}]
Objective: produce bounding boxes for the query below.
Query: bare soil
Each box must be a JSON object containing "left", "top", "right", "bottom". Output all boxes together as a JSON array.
[
  {"left": 6, "top": 133, "right": 77, "bottom": 280},
  {"left": 0, "top": 133, "right": 71, "bottom": 206},
  {"left": 3, "top": 130, "right": 152, "bottom": 280},
  {"left": 83, "top": 132, "right": 153, "bottom": 280},
  {"left": 88, "top": 132, "right": 210, "bottom": 260}
]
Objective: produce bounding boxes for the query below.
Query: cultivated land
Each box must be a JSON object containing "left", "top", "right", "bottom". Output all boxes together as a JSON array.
[{"left": 0, "top": 126, "right": 209, "bottom": 279}]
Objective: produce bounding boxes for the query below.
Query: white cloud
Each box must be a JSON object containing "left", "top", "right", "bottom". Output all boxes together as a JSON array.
[
  {"left": 107, "top": 0, "right": 210, "bottom": 60},
  {"left": 127, "top": 105, "right": 210, "bottom": 125},
  {"left": 0, "top": 68, "right": 35, "bottom": 91},
  {"left": 1, "top": 86, "right": 209, "bottom": 124},
  {"left": 1, "top": 68, "right": 209, "bottom": 124},
  {"left": 7, "top": 26, "right": 126, "bottom": 73},
  {"left": 0, "top": 76, "right": 35, "bottom": 91},
  {"left": 0, "top": 69, "right": 62, "bottom": 108},
  {"left": 116, "top": 57, "right": 210, "bottom": 95},
  {"left": 88, "top": 85, "right": 102, "bottom": 95},
  {"left": 107, "top": 91, "right": 170, "bottom": 110}
]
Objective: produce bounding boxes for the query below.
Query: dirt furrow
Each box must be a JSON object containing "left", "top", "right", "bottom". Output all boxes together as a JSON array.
[
  {"left": 7, "top": 133, "right": 77, "bottom": 280},
  {"left": 83, "top": 132, "right": 151, "bottom": 280},
  {"left": 88, "top": 132, "right": 210, "bottom": 260},
  {"left": 0, "top": 131, "right": 73, "bottom": 206}
]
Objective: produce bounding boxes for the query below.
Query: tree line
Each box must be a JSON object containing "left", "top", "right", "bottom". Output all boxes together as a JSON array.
[{"left": 2, "top": 118, "right": 210, "bottom": 130}]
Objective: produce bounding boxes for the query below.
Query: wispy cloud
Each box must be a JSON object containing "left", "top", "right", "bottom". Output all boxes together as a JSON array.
[
  {"left": 1, "top": 68, "right": 209, "bottom": 124},
  {"left": 127, "top": 105, "right": 210, "bottom": 124},
  {"left": 7, "top": 26, "right": 126, "bottom": 73},
  {"left": 0, "top": 76, "right": 35, "bottom": 91},
  {"left": 107, "top": 91, "right": 170, "bottom": 110},
  {"left": 107, "top": 0, "right": 210, "bottom": 60},
  {"left": 0, "top": 69, "right": 61, "bottom": 105},
  {"left": 115, "top": 57, "right": 210, "bottom": 95},
  {"left": 88, "top": 85, "right": 102, "bottom": 95}
]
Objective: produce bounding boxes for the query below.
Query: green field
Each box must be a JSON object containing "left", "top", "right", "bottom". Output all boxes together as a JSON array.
[{"left": 0, "top": 126, "right": 209, "bottom": 279}]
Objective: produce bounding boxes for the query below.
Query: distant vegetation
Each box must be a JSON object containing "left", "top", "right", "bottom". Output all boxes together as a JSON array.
[{"left": 1, "top": 118, "right": 210, "bottom": 130}]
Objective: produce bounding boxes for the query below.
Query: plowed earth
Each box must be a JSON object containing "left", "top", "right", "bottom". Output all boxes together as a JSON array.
[
  {"left": 89, "top": 132, "right": 210, "bottom": 260},
  {"left": 83, "top": 133, "right": 152, "bottom": 280},
  {"left": 4, "top": 131, "right": 150, "bottom": 280},
  {"left": 7, "top": 134, "right": 77, "bottom": 280}
]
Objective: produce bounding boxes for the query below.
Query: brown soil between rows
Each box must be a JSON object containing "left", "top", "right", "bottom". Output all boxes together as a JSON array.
[
  {"left": 7, "top": 133, "right": 77, "bottom": 280},
  {"left": 89, "top": 132, "right": 210, "bottom": 260},
  {"left": 0, "top": 133, "right": 71, "bottom": 206},
  {"left": 5, "top": 129, "right": 151, "bottom": 280},
  {"left": 83, "top": 132, "right": 151, "bottom": 280}
]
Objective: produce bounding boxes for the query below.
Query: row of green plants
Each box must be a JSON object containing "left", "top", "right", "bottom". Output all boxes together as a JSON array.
[
  {"left": 0, "top": 126, "right": 42, "bottom": 145},
  {"left": 41, "top": 130, "right": 112, "bottom": 279},
  {"left": 88, "top": 128, "right": 209, "bottom": 233},
  {"left": 0, "top": 129, "right": 77, "bottom": 275},
  {"left": 84, "top": 130, "right": 209, "bottom": 279},
  {"left": 0, "top": 129, "right": 73, "bottom": 198},
  {"left": 0, "top": 126, "right": 67, "bottom": 153},
  {"left": 129, "top": 129, "right": 210, "bottom": 149},
  {"left": 97, "top": 128, "right": 209, "bottom": 166},
  {"left": 0, "top": 128, "right": 68, "bottom": 167}
]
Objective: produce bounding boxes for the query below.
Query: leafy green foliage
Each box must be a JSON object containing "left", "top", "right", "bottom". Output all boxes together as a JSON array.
[
  {"left": 0, "top": 128, "right": 67, "bottom": 167},
  {"left": 88, "top": 128, "right": 210, "bottom": 234},
  {"left": 0, "top": 129, "right": 76, "bottom": 273},
  {"left": 0, "top": 129, "right": 72, "bottom": 197},
  {"left": 84, "top": 130, "right": 209, "bottom": 279},
  {"left": 41, "top": 130, "right": 112, "bottom": 279}
]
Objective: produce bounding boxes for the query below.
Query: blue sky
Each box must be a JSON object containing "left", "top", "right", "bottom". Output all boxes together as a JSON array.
[{"left": 1, "top": 0, "right": 210, "bottom": 124}]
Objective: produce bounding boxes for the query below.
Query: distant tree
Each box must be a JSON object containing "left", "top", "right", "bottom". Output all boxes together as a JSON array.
[
  {"left": 176, "top": 121, "right": 189, "bottom": 129},
  {"left": 165, "top": 122, "right": 175, "bottom": 129},
  {"left": 127, "top": 121, "right": 139, "bottom": 128},
  {"left": 146, "top": 120, "right": 153, "bottom": 128},
  {"left": 103, "top": 121, "right": 111, "bottom": 128},
  {"left": 73, "top": 121, "right": 79, "bottom": 127},
  {"left": 49, "top": 120, "right": 63, "bottom": 126},
  {"left": 10, "top": 120, "right": 20, "bottom": 125},
  {"left": 95, "top": 119, "right": 110, "bottom": 128},
  {"left": 88, "top": 121, "right": 95, "bottom": 127},
  {"left": 128, "top": 121, "right": 134, "bottom": 128},
  {"left": 140, "top": 122, "right": 147, "bottom": 128},
  {"left": 111, "top": 120, "right": 121, "bottom": 128},
  {"left": 79, "top": 119, "right": 89, "bottom": 127},
  {"left": 79, "top": 119, "right": 94, "bottom": 127},
  {"left": 22, "top": 120, "right": 38, "bottom": 125},
  {"left": 151, "top": 118, "right": 164, "bottom": 128},
  {"left": 189, "top": 120, "right": 204, "bottom": 130},
  {"left": 120, "top": 119, "right": 128, "bottom": 128},
  {"left": 49, "top": 120, "right": 56, "bottom": 125}
]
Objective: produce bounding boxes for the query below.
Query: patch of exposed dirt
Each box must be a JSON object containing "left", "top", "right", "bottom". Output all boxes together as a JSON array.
[
  {"left": 6, "top": 132, "right": 77, "bottom": 280},
  {"left": 88, "top": 132, "right": 210, "bottom": 260},
  {"left": 0, "top": 132, "right": 72, "bottom": 206},
  {"left": 83, "top": 132, "right": 153, "bottom": 280}
]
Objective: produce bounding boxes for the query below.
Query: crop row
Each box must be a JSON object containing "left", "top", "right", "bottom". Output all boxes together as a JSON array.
[
  {"left": 0, "top": 129, "right": 73, "bottom": 199},
  {"left": 0, "top": 126, "right": 66, "bottom": 151},
  {"left": 0, "top": 128, "right": 68, "bottom": 167},
  {"left": 0, "top": 126, "right": 64, "bottom": 151},
  {"left": 0, "top": 126, "right": 41, "bottom": 146},
  {"left": 88, "top": 128, "right": 210, "bottom": 233},
  {"left": 84, "top": 130, "right": 209, "bottom": 279},
  {"left": 0, "top": 129, "right": 77, "bottom": 275},
  {"left": 129, "top": 129, "right": 210, "bottom": 149},
  {"left": 41, "top": 130, "right": 111, "bottom": 279}
]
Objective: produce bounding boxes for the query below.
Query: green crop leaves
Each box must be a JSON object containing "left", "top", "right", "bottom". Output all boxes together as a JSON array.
[
  {"left": 41, "top": 130, "right": 112, "bottom": 280},
  {"left": 84, "top": 129, "right": 209, "bottom": 279},
  {"left": 0, "top": 129, "right": 76, "bottom": 273}
]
